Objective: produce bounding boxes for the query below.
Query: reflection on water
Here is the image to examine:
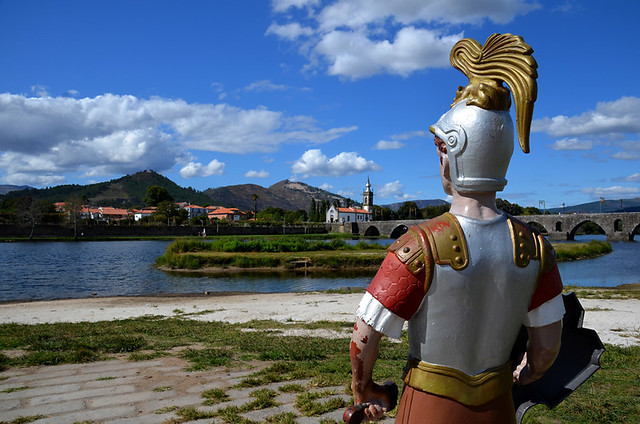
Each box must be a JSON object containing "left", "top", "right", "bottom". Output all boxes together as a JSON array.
[{"left": 0, "top": 235, "right": 637, "bottom": 302}]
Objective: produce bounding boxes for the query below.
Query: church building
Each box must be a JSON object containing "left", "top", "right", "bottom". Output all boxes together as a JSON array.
[{"left": 325, "top": 178, "right": 374, "bottom": 223}]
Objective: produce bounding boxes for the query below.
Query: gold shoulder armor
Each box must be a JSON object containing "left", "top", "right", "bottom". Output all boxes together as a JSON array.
[
  {"left": 388, "top": 226, "right": 431, "bottom": 276},
  {"left": 507, "top": 216, "right": 541, "bottom": 268},
  {"left": 417, "top": 212, "right": 469, "bottom": 271},
  {"left": 540, "top": 237, "right": 557, "bottom": 274}
]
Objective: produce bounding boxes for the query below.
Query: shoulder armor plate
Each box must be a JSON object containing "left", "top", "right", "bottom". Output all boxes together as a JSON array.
[
  {"left": 388, "top": 225, "right": 431, "bottom": 276},
  {"left": 507, "top": 216, "right": 540, "bottom": 268},
  {"left": 417, "top": 212, "right": 469, "bottom": 271}
]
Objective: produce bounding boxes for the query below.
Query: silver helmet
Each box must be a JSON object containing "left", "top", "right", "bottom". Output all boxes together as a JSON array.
[{"left": 430, "top": 33, "right": 538, "bottom": 193}]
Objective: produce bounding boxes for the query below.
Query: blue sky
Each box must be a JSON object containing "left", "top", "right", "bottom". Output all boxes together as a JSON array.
[{"left": 1, "top": 0, "right": 638, "bottom": 209}]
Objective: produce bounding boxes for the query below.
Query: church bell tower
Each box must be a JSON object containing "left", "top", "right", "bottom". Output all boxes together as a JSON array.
[{"left": 363, "top": 177, "right": 373, "bottom": 212}]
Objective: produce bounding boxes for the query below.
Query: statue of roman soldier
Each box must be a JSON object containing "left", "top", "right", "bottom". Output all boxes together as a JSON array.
[{"left": 349, "top": 33, "right": 567, "bottom": 424}]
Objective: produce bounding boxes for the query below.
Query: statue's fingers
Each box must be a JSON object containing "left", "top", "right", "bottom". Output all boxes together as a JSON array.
[{"left": 365, "top": 404, "right": 385, "bottom": 420}]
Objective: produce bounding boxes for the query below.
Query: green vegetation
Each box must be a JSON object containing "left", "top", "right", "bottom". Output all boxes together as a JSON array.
[
  {"left": 0, "top": 416, "right": 46, "bottom": 424},
  {"left": 156, "top": 236, "right": 612, "bottom": 272},
  {"left": 554, "top": 240, "right": 612, "bottom": 261},
  {"left": 0, "top": 313, "right": 637, "bottom": 423},
  {"left": 155, "top": 236, "right": 388, "bottom": 271}
]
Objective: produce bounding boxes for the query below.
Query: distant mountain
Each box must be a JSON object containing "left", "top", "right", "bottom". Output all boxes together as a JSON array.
[
  {"left": 204, "top": 179, "right": 348, "bottom": 211},
  {"left": 0, "top": 185, "right": 32, "bottom": 195},
  {"left": 0, "top": 171, "right": 212, "bottom": 207},
  {"left": 0, "top": 171, "right": 349, "bottom": 211},
  {"left": 547, "top": 197, "right": 640, "bottom": 214},
  {"left": 382, "top": 199, "right": 450, "bottom": 212}
]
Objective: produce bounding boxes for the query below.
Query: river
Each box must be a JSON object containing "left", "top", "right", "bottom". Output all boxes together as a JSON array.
[{"left": 0, "top": 236, "right": 638, "bottom": 302}]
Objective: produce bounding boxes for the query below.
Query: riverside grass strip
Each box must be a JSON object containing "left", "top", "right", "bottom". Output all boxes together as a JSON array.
[
  {"left": 155, "top": 236, "right": 612, "bottom": 271},
  {"left": 0, "top": 315, "right": 638, "bottom": 423}
]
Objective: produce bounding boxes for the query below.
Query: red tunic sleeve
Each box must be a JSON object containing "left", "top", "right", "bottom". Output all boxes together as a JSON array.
[
  {"left": 528, "top": 263, "right": 563, "bottom": 312},
  {"left": 366, "top": 252, "right": 427, "bottom": 321}
]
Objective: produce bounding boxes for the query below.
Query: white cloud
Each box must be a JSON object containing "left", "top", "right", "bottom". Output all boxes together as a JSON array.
[
  {"left": 532, "top": 97, "right": 640, "bottom": 137},
  {"left": 0, "top": 93, "right": 356, "bottom": 186},
  {"left": 245, "top": 80, "right": 289, "bottom": 92},
  {"left": 315, "top": 27, "right": 458, "bottom": 79},
  {"left": 269, "top": 0, "right": 539, "bottom": 79},
  {"left": 291, "top": 149, "right": 381, "bottom": 177},
  {"left": 549, "top": 138, "right": 593, "bottom": 151},
  {"left": 1, "top": 171, "right": 65, "bottom": 187},
  {"left": 374, "top": 140, "right": 405, "bottom": 150},
  {"left": 315, "top": 0, "right": 539, "bottom": 30},
  {"left": 611, "top": 151, "right": 640, "bottom": 160},
  {"left": 625, "top": 173, "right": 640, "bottom": 182},
  {"left": 272, "top": 0, "right": 320, "bottom": 13},
  {"left": 377, "top": 180, "right": 414, "bottom": 200},
  {"left": 179, "top": 160, "right": 225, "bottom": 178},
  {"left": 392, "top": 130, "right": 427, "bottom": 140},
  {"left": 245, "top": 169, "right": 270, "bottom": 178},
  {"left": 30, "top": 85, "right": 49, "bottom": 97},
  {"left": 319, "top": 183, "right": 333, "bottom": 191},
  {"left": 266, "top": 23, "right": 314, "bottom": 41},
  {"left": 582, "top": 186, "right": 640, "bottom": 198}
]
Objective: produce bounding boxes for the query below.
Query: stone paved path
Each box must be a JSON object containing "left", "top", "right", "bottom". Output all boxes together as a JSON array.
[{"left": 0, "top": 356, "right": 395, "bottom": 424}]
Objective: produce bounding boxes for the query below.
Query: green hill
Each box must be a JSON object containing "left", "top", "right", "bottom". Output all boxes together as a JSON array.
[{"left": 0, "top": 170, "right": 213, "bottom": 208}]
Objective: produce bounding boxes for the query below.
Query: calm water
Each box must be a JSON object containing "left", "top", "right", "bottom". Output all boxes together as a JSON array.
[{"left": 0, "top": 236, "right": 638, "bottom": 302}]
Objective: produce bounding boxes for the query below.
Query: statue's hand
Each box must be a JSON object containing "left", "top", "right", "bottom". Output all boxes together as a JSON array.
[
  {"left": 362, "top": 382, "right": 391, "bottom": 420},
  {"left": 348, "top": 381, "right": 397, "bottom": 423},
  {"left": 513, "top": 353, "right": 535, "bottom": 386}
]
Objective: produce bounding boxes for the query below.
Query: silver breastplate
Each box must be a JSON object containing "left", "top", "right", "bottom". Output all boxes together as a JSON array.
[{"left": 408, "top": 213, "right": 539, "bottom": 376}]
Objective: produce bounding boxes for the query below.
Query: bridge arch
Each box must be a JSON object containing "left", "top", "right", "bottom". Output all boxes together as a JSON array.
[
  {"left": 555, "top": 221, "right": 562, "bottom": 232},
  {"left": 390, "top": 225, "right": 409, "bottom": 239},
  {"left": 364, "top": 225, "right": 380, "bottom": 237},
  {"left": 568, "top": 219, "right": 605, "bottom": 241}
]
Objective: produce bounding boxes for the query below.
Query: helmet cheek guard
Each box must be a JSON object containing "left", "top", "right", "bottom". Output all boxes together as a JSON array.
[{"left": 431, "top": 101, "right": 514, "bottom": 193}]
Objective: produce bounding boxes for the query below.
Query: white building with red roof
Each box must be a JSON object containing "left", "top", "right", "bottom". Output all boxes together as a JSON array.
[{"left": 326, "top": 206, "right": 371, "bottom": 223}]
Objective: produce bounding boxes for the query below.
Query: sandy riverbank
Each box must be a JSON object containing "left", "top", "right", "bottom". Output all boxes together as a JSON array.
[{"left": 1, "top": 292, "right": 638, "bottom": 346}]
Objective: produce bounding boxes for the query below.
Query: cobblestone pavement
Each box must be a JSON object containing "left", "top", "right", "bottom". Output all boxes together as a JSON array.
[{"left": 0, "top": 356, "right": 395, "bottom": 424}]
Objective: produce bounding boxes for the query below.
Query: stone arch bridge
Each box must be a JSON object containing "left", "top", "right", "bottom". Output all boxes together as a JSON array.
[{"left": 329, "top": 213, "right": 640, "bottom": 241}]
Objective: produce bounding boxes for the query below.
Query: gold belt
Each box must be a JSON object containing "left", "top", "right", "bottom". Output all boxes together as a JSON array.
[{"left": 403, "top": 356, "right": 513, "bottom": 406}]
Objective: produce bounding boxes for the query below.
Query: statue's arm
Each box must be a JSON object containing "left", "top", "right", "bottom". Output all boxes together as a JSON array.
[
  {"left": 513, "top": 320, "right": 562, "bottom": 385},
  {"left": 350, "top": 318, "right": 391, "bottom": 420}
]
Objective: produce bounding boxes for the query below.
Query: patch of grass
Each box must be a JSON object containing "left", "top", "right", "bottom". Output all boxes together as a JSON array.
[
  {"left": 201, "top": 388, "right": 229, "bottom": 405},
  {"left": 565, "top": 285, "right": 640, "bottom": 300},
  {"left": 246, "top": 388, "right": 281, "bottom": 410},
  {"left": 155, "top": 405, "right": 179, "bottom": 414},
  {"left": 180, "top": 347, "right": 233, "bottom": 371},
  {"left": 278, "top": 383, "right": 306, "bottom": 393},
  {"left": 295, "top": 390, "right": 350, "bottom": 417},
  {"left": 0, "top": 417, "right": 46, "bottom": 424},
  {"left": 171, "top": 406, "right": 217, "bottom": 422},
  {"left": 152, "top": 386, "right": 172, "bottom": 392},
  {"left": 215, "top": 388, "right": 280, "bottom": 423},
  {"left": 96, "top": 376, "right": 117, "bottom": 381},
  {"left": 553, "top": 240, "right": 612, "bottom": 261},
  {"left": 265, "top": 412, "right": 297, "bottom": 424},
  {"left": 129, "top": 351, "right": 169, "bottom": 361},
  {"left": 1, "top": 386, "right": 29, "bottom": 393},
  {"left": 156, "top": 236, "right": 387, "bottom": 271}
]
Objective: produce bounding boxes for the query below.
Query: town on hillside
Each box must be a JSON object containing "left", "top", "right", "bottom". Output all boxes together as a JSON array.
[{"left": 50, "top": 179, "right": 378, "bottom": 225}]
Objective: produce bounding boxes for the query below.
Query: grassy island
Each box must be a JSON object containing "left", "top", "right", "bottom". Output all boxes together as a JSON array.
[
  {"left": 155, "top": 236, "right": 388, "bottom": 273},
  {"left": 156, "top": 236, "right": 613, "bottom": 274}
]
